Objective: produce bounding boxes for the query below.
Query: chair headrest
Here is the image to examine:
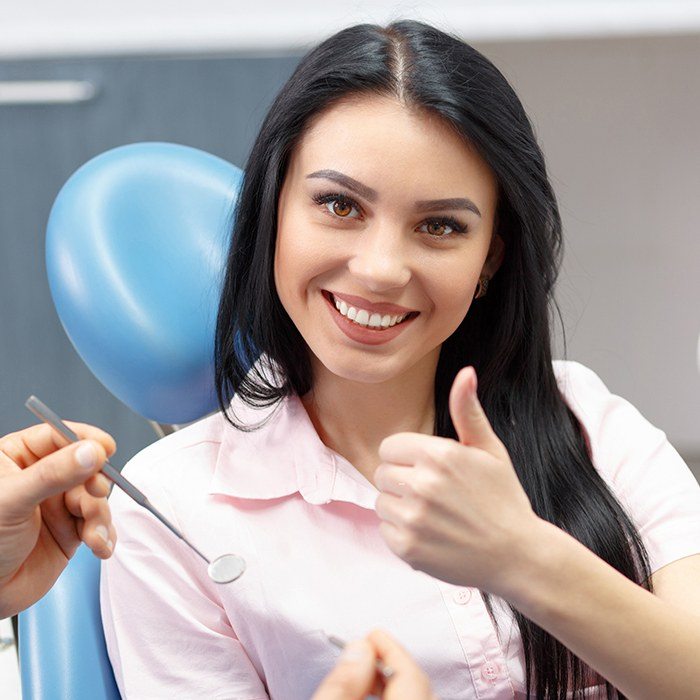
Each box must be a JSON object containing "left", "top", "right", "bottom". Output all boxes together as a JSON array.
[{"left": 46, "top": 142, "right": 244, "bottom": 424}]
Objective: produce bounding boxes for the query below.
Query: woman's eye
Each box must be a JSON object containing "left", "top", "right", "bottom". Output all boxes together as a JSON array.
[
  {"left": 328, "top": 198, "right": 359, "bottom": 218},
  {"left": 311, "top": 192, "right": 468, "bottom": 239},
  {"left": 418, "top": 219, "right": 467, "bottom": 238},
  {"left": 313, "top": 193, "right": 362, "bottom": 219}
]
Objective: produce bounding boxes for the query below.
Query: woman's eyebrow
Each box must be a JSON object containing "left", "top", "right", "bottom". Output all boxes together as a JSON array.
[
  {"left": 305, "top": 169, "right": 482, "bottom": 218},
  {"left": 417, "top": 197, "right": 482, "bottom": 218},
  {"left": 306, "top": 169, "right": 377, "bottom": 201}
]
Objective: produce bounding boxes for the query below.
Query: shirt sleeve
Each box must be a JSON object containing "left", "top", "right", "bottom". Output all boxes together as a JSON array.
[
  {"left": 99, "top": 455, "right": 269, "bottom": 700},
  {"left": 554, "top": 360, "right": 700, "bottom": 575}
]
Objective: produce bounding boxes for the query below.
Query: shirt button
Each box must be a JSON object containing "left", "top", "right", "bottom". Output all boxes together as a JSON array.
[
  {"left": 480, "top": 661, "right": 502, "bottom": 683},
  {"left": 452, "top": 588, "right": 471, "bottom": 605}
]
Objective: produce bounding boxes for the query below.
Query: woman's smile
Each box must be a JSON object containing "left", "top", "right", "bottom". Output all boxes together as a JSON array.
[
  {"left": 324, "top": 290, "right": 419, "bottom": 327},
  {"left": 321, "top": 289, "right": 420, "bottom": 346}
]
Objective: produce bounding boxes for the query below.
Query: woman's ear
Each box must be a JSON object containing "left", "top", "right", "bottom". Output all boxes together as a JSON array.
[{"left": 483, "top": 233, "right": 505, "bottom": 278}]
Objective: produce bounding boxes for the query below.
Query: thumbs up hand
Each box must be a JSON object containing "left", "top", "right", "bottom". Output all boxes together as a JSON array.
[{"left": 374, "top": 366, "right": 544, "bottom": 597}]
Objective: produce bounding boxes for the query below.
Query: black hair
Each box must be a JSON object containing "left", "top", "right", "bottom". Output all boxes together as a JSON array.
[{"left": 214, "top": 19, "right": 652, "bottom": 699}]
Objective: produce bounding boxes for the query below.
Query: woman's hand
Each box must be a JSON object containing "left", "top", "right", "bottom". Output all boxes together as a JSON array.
[
  {"left": 0, "top": 422, "right": 117, "bottom": 618},
  {"left": 374, "top": 366, "right": 544, "bottom": 597},
  {"left": 311, "top": 629, "right": 437, "bottom": 700}
]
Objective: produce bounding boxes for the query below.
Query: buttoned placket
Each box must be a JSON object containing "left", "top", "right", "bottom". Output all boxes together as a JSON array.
[{"left": 437, "top": 581, "right": 515, "bottom": 699}]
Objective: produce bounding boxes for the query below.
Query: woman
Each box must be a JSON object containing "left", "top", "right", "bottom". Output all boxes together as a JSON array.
[{"left": 100, "top": 19, "right": 700, "bottom": 699}]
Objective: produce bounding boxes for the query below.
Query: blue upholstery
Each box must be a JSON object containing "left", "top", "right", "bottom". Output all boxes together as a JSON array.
[
  {"left": 18, "top": 143, "right": 244, "bottom": 698},
  {"left": 19, "top": 546, "right": 120, "bottom": 700},
  {"left": 45, "top": 142, "right": 243, "bottom": 424}
]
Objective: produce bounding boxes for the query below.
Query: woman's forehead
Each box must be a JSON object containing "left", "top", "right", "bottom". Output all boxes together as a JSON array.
[
  {"left": 289, "top": 96, "right": 496, "bottom": 202},
  {"left": 300, "top": 95, "right": 456, "bottom": 152}
]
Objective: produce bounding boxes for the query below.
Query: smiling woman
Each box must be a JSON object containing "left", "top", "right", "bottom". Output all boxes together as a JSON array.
[
  {"left": 98, "top": 18, "right": 700, "bottom": 700},
  {"left": 273, "top": 94, "right": 502, "bottom": 401}
]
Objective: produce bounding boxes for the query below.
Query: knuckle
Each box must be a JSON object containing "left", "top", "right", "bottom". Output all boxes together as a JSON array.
[
  {"left": 411, "top": 499, "right": 429, "bottom": 526},
  {"left": 0, "top": 434, "right": 22, "bottom": 462},
  {"left": 427, "top": 441, "right": 456, "bottom": 471},
  {"left": 430, "top": 459, "right": 448, "bottom": 477},
  {"left": 401, "top": 510, "right": 416, "bottom": 531},
  {"left": 402, "top": 503, "right": 420, "bottom": 529},
  {"left": 64, "top": 487, "right": 81, "bottom": 515},
  {"left": 375, "top": 493, "right": 387, "bottom": 515},
  {"left": 441, "top": 441, "right": 461, "bottom": 464},
  {"left": 378, "top": 435, "right": 395, "bottom": 459},
  {"left": 397, "top": 531, "right": 418, "bottom": 560},
  {"left": 412, "top": 471, "right": 441, "bottom": 501},
  {"left": 85, "top": 493, "right": 106, "bottom": 520},
  {"left": 36, "top": 457, "right": 61, "bottom": 489},
  {"left": 373, "top": 464, "right": 388, "bottom": 489}
]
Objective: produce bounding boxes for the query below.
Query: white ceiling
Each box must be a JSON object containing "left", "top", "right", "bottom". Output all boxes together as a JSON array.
[{"left": 1, "top": 0, "right": 700, "bottom": 58}]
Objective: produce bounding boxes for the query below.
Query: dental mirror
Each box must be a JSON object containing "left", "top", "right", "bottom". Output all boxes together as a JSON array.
[
  {"left": 25, "top": 395, "right": 246, "bottom": 585},
  {"left": 208, "top": 553, "right": 247, "bottom": 584}
]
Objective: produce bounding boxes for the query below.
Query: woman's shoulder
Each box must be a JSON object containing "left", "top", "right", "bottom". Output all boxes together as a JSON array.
[
  {"left": 551, "top": 359, "right": 610, "bottom": 401},
  {"left": 551, "top": 363, "right": 700, "bottom": 574},
  {"left": 551, "top": 359, "right": 635, "bottom": 433},
  {"left": 550, "top": 358, "right": 659, "bottom": 442},
  {"left": 549, "top": 359, "right": 666, "bottom": 478},
  {"left": 116, "top": 394, "right": 288, "bottom": 495},
  {"left": 118, "top": 410, "right": 229, "bottom": 490},
  {"left": 550, "top": 359, "right": 695, "bottom": 495}
]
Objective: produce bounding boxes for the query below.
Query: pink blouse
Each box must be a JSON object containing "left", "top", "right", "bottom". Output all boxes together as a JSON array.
[{"left": 100, "top": 359, "right": 700, "bottom": 699}]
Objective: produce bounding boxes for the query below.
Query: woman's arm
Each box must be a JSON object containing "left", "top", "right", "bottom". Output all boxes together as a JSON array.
[
  {"left": 500, "top": 519, "right": 700, "bottom": 700},
  {"left": 374, "top": 363, "right": 700, "bottom": 698}
]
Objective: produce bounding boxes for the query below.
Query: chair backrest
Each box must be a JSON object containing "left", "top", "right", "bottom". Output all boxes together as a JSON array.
[
  {"left": 19, "top": 142, "right": 244, "bottom": 699},
  {"left": 19, "top": 546, "right": 121, "bottom": 699}
]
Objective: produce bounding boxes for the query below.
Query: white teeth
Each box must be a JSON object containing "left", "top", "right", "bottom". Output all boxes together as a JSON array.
[{"left": 332, "top": 295, "right": 408, "bottom": 328}]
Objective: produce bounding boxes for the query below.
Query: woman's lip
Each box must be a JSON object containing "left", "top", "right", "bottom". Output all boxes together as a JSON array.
[
  {"left": 325, "top": 289, "right": 418, "bottom": 316},
  {"left": 322, "top": 291, "right": 418, "bottom": 345}
]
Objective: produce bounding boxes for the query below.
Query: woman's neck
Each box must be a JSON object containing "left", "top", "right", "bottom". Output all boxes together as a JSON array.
[{"left": 301, "top": 351, "right": 439, "bottom": 485}]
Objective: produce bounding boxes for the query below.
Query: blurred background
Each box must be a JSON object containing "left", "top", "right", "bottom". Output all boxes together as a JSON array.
[
  {"left": 1, "top": 1, "right": 699, "bottom": 696},
  {"left": 1, "top": 1, "right": 699, "bottom": 493}
]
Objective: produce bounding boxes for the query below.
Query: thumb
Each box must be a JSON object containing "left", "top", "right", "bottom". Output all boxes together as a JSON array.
[
  {"left": 311, "top": 640, "right": 376, "bottom": 700},
  {"left": 449, "top": 366, "right": 500, "bottom": 452},
  {"left": 9, "top": 441, "right": 107, "bottom": 514}
]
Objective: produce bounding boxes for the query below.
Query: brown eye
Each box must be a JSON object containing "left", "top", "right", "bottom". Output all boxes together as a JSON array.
[
  {"left": 332, "top": 199, "right": 353, "bottom": 217},
  {"left": 426, "top": 222, "right": 447, "bottom": 236},
  {"left": 418, "top": 217, "right": 467, "bottom": 239},
  {"left": 312, "top": 192, "right": 362, "bottom": 220}
]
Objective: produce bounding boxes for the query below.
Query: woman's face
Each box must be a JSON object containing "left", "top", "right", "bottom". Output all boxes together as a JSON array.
[{"left": 274, "top": 95, "right": 503, "bottom": 385}]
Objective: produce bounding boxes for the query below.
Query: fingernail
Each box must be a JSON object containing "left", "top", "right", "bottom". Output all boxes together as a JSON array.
[
  {"left": 76, "top": 442, "right": 97, "bottom": 470},
  {"left": 96, "top": 525, "right": 114, "bottom": 551},
  {"left": 340, "top": 640, "right": 371, "bottom": 663}
]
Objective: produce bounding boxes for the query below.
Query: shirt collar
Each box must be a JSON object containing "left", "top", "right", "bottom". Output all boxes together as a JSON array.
[{"left": 208, "top": 358, "right": 378, "bottom": 511}]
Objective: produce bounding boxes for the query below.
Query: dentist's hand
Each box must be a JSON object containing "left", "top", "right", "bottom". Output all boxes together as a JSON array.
[
  {"left": 0, "top": 423, "right": 117, "bottom": 618},
  {"left": 311, "top": 629, "right": 437, "bottom": 700}
]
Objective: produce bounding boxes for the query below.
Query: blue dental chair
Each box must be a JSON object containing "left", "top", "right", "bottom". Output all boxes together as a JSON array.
[{"left": 17, "top": 143, "right": 245, "bottom": 699}]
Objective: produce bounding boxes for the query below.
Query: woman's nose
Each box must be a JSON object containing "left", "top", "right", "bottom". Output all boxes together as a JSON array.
[{"left": 346, "top": 224, "right": 412, "bottom": 292}]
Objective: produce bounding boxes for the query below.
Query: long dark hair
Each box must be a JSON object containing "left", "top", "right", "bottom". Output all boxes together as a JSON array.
[{"left": 214, "top": 20, "right": 652, "bottom": 699}]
